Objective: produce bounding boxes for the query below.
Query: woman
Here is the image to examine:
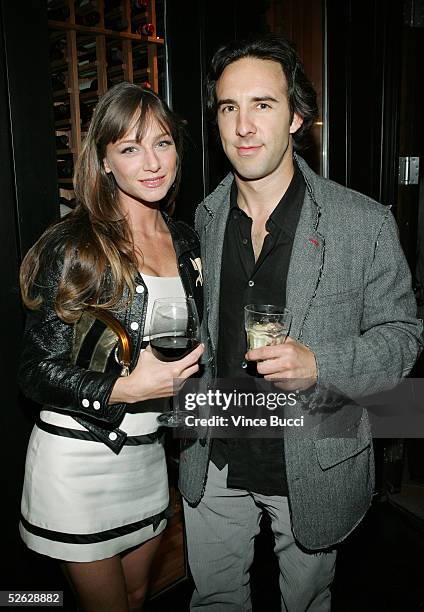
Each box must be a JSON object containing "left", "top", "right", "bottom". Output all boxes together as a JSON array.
[{"left": 19, "top": 82, "right": 203, "bottom": 611}]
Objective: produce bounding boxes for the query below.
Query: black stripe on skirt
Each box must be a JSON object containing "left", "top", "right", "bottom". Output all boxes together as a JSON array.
[{"left": 20, "top": 510, "right": 167, "bottom": 544}]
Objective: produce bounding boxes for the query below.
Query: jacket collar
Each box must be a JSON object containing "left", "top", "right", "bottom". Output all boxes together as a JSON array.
[
  {"left": 161, "top": 211, "right": 198, "bottom": 259},
  {"left": 201, "top": 153, "right": 322, "bottom": 224}
]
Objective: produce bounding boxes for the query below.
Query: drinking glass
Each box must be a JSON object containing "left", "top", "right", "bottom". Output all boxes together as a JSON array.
[
  {"left": 149, "top": 297, "right": 201, "bottom": 427},
  {"left": 243, "top": 304, "right": 292, "bottom": 375},
  {"left": 244, "top": 304, "right": 292, "bottom": 350}
]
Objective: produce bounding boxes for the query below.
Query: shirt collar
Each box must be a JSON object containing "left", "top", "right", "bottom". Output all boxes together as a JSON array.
[{"left": 229, "top": 160, "right": 305, "bottom": 237}]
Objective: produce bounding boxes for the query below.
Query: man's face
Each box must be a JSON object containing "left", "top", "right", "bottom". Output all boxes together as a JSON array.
[{"left": 215, "top": 57, "right": 303, "bottom": 182}]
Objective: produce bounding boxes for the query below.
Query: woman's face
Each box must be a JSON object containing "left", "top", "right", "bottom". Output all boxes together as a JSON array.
[{"left": 103, "top": 116, "right": 177, "bottom": 208}]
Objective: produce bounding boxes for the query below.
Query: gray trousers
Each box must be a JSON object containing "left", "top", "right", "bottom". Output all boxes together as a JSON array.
[{"left": 183, "top": 462, "right": 336, "bottom": 612}]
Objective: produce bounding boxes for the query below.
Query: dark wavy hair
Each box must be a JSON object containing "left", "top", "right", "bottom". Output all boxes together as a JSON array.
[
  {"left": 20, "top": 82, "right": 185, "bottom": 322},
  {"left": 207, "top": 34, "right": 318, "bottom": 149}
]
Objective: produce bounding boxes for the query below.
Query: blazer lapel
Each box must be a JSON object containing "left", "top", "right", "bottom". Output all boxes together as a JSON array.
[
  {"left": 200, "top": 177, "right": 233, "bottom": 351},
  {"left": 203, "top": 204, "right": 231, "bottom": 350},
  {"left": 286, "top": 191, "right": 325, "bottom": 341}
]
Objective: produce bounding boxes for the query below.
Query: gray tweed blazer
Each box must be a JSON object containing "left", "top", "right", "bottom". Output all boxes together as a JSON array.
[{"left": 179, "top": 154, "right": 423, "bottom": 550}]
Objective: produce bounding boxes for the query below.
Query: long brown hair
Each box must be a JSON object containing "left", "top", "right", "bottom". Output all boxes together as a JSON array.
[{"left": 20, "top": 83, "right": 185, "bottom": 322}]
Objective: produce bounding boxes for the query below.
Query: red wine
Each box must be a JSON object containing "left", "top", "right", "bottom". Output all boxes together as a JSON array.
[{"left": 151, "top": 337, "right": 200, "bottom": 362}]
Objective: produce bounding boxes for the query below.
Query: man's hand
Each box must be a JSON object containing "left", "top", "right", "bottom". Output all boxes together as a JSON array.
[{"left": 245, "top": 337, "right": 317, "bottom": 390}]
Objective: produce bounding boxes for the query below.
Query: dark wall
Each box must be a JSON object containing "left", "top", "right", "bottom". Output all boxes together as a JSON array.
[
  {"left": 166, "top": 0, "right": 206, "bottom": 224},
  {"left": 0, "top": 0, "right": 26, "bottom": 584},
  {"left": 0, "top": 0, "right": 60, "bottom": 589},
  {"left": 168, "top": 0, "right": 277, "bottom": 224}
]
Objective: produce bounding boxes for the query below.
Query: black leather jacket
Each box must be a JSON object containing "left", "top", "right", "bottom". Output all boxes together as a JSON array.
[{"left": 19, "top": 213, "right": 203, "bottom": 453}]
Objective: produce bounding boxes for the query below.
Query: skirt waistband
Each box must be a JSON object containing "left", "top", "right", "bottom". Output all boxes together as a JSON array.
[{"left": 36, "top": 417, "right": 160, "bottom": 446}]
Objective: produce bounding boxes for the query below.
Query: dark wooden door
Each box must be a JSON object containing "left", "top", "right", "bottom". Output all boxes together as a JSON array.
[
  {"left": 396, "top": 5, "right": 424, "bottom": 276},
  {"left": 326, "top": 0, "right": 403, "bottom": 206}
]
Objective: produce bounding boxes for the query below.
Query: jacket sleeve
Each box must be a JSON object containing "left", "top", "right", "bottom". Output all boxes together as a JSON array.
[
  {"left": 19, "top": 256, "right": 125, "bottom": 424},
  {"left": 311, "top": 210, "right": 423, "bottom": 396}
]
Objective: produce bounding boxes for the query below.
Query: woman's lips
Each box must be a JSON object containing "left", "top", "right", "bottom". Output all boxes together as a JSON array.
[{"left": 139, "top": 176, "right": 166, "bottom": 188}]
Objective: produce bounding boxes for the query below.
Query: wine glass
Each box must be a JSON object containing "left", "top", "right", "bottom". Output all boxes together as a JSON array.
[{"left": 149, "top": 297, "right": 201, "bottom": 427}]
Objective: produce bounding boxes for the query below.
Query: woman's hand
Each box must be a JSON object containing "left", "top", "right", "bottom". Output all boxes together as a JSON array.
[{"left": 109, "top": 343, "right": 204, "bottom": 404}]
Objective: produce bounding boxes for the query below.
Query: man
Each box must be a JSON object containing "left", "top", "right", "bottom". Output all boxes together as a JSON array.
[{"left": 179, "top": 34, "right": 422, "bottom": 611}]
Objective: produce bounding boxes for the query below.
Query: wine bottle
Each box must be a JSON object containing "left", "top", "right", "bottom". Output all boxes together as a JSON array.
[
  {"left": 55, "top": 134, "right": 69, "bottom": 148},
  {"left": 133, "top": 0, "right": 148, "bottom": 8},
  {"left": 48, "top": 6, "right": 70, "bottom": 21},
  {"left": 137, "top": 22, "right": 155, "bottom": 36},
  {"left": 57, "top": 159, "right": 74, "bottom": 179},
  {"left": 77, "top": 48, "right": 97, "bottom": 64},
  {"left": 132, "top": 45, "right": 147, "bottom": 58},
  {"left": 79, "top": 78, "right": 98, "bottom": 92},
  {"left": 133, "top": 57, "right": 148, "bottom": 71},
  {"left": 75, "top": 0, "right": 99, "bottom": 9},
  {"left": 59, "top": 196, "right": 76, "bottom": 209},
  {"left": 50, "top": 40, "right": 66, "bottom": 61},
  {"left": 106, "top": 48, "right": 124, "bottom": 66},
  {"left": 78, "top": 57, "right": 97, "bottom": 73},
  {"left": 51, "top": 73, "right": 67, "bottom": 91},
  {"left": 53, "top": 103, "right": 70, "bottom": 121},
  {"left": 80, "top": 101, "right": 93, "bottom": 124},
  {"left": 105, "top": 16, "right": 129, "bottom": 30},
  {"left": 105, "top": 0, "right": 122, "bottom": 9},
  {"left": 77, "top": 11, "right": 101, "bottom": 26}
]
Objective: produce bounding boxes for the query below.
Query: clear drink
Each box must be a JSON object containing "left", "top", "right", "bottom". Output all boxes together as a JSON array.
[
  {"left": 246, "top": 321, "right": 289, "bottom": 349},
  {"left": 244, "top": 305, "right": 292, "bottom": 351}
]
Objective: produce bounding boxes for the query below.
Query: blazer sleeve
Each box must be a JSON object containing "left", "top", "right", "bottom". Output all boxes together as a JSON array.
[
  {"left": 19, "top": 255, "right": 125, "bottom": 424},
  {"left": 310, "top": 210, "right": 423, "bottom": 396}
]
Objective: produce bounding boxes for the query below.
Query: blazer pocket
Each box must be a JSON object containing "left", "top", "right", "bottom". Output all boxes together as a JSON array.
[
  {"left": 314, "top": 412, "right": 371, "bottom": 470},
  {"left": 310, "top": 287, "right": 362, "bottom": 307}
]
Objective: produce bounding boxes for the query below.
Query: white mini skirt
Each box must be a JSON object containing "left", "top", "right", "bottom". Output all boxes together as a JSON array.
[{"left": 20, "top": 408, "right": 169, "bottom": 562}]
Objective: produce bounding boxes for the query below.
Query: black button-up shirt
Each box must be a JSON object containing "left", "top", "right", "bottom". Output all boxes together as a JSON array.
[{"left": 212, "top": 162, "right": 305, "bottom": 495}]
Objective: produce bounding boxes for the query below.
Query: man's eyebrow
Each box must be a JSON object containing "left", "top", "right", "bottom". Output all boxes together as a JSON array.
[
  {"left": 217, "top": 98, "right": 237, "bottom": 108},
  {"left": 252, "top": 96, "right": 279, "bottom": 103},
  {"left": 217, "top": 95, "right": 280, "bottom": 107}
]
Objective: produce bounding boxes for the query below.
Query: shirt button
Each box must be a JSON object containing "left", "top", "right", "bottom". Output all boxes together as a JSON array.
[
  {"left": 135, "top": 285, "right": 144, "bottom": 294},
  {"left": 130, "top": 322, "right": 139, "bottom": 330},
  {"left": 248, "top": 280, "right": 255, "bottom": 287},
  {"left": 109, "top": 432, "right": 118, "bottom": 441},
  {"left": 82, "top": 399, "right": 90, "bottom": 408},
  {"left": 242, "top": 238, "right": 248, "bottom": 245},
  {"left": 93, "top": 401, "right": 100, "bottom": 410}
]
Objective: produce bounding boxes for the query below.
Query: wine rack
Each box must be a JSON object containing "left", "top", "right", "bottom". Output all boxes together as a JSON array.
[{"left": 48, "top": 0, "right": 166, "bottom": 213}]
